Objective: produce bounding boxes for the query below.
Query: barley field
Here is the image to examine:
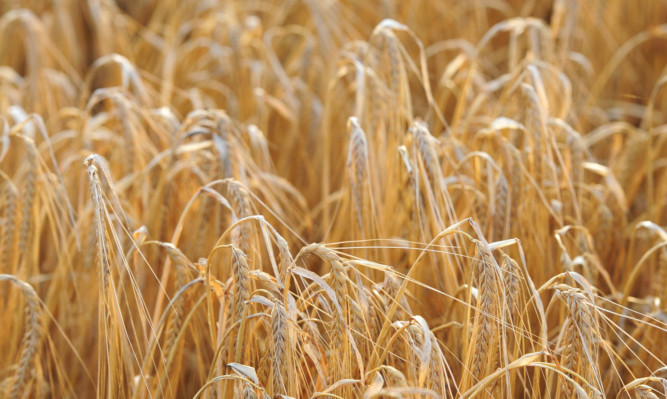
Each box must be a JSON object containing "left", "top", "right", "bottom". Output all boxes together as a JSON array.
[{"left": 0, "top": 0, "right": 666, "bottom": 398}]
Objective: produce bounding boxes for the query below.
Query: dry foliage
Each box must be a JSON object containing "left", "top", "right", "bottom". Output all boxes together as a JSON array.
[{"left": 1, "top": 0, "right": 667, "bottom": 398}]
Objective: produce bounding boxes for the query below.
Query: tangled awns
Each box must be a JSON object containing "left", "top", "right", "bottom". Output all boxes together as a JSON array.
[{"left": 0, "top": 0, "right": 667, "bottom": 398}]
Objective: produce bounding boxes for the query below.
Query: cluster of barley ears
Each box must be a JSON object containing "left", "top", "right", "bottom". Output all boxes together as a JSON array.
[{"left": 0, "top": 0, "right": 666, "bottom": 398}]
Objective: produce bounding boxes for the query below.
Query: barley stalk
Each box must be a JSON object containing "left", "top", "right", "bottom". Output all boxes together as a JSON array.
[
  {"left": 17, "top": 138, "right": 37, "bottom": 275},
  {"left": 462, "top": 240, "right": 502, "bottom": 394},
  {"left": 269, "top": 300, "right": 289, "bottom": 396},
  {"left": 0, "top": 275, "right": 41, "bottom": 399},
  {"left": 557, "top": 288, "right": 600, "bottom": 397},
  {"left": 0, "top": 182, "right": 18, "bottom": 274}
]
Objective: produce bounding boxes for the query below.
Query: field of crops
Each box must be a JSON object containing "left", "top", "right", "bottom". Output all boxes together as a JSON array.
[{"left": 1, "top": 0, "right": 666, "bottom": 398}]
